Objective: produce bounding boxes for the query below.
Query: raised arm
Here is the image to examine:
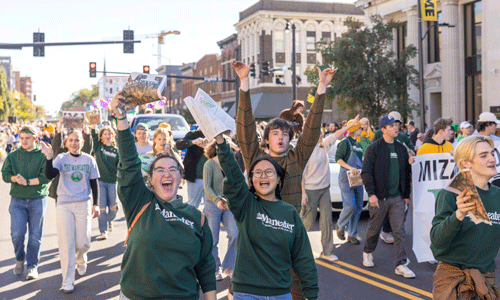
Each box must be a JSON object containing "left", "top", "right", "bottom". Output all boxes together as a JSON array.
[
  {"left": 294, "top": 67, "right": 337, "bottom": 169},
  {"left": 231, "top": 61, "right": 265, "bottom": 172},
  {"left": 215, "top": 134, "right": 251, "bottom": 222},
  {"left": 110, "top": 92, "right": 152, "bottom": 222}
]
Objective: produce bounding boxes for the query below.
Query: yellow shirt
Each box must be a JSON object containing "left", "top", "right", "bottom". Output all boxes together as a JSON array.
[{"left": 416, "top": 141, "right": 454, "bottom": 155}]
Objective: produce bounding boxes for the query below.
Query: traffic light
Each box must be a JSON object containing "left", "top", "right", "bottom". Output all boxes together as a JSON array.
[
  {"left": 89, "top": 62, "right": 97, "bottom": 78},
  {"left": 262, "top": 61, "right": 269, "bottom": 75},
  {"left": 143, "top": 65, "right": 150, "bottom": 74},
  {"left": 123, "top": 30, "right": 134, "bottom": 54},
  {"left": 250, "top": 64, "right": 256, "bottom": 78},
  {"left": 33, "top": 32, "right": 45, "bottom": 57}
]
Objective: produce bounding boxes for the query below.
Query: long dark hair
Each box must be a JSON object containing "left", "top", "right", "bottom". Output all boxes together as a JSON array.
[{"left": 248, "top": 155, "right": 285, "bottom": 200}]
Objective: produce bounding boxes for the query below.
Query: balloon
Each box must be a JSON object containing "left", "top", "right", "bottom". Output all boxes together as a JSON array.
[
  {"left": 147, "top": 103, "right": 155, "bottom": 109},
  {"left": 154, "top": 101, "right": 163, "bottom": 110},
  {"left": 158, "top": 99, "right": 166, "bottom": 106}
]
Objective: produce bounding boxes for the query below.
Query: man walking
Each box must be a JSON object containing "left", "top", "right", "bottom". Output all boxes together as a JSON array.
[
  {"left": 2, "top": 125, "right": 51, "bottom": 280},
  {"left": 361, "top": 116, "right": 415, "bottom": 278}
]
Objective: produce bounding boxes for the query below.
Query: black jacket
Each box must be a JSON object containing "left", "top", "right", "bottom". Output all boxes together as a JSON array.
[
  {"left": 408, "top": 128, "right": 419, "bottom": 145},
  {"left": 176, "top": 130, "right": 205, "bottom": 182},
  {"left": 361, "top": 137, "right": 412, "bottom": 200}
]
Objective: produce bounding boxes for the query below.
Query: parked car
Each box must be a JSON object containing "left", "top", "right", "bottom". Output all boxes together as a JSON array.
[
  {"left": 130, "top": 114, "right": 190, "bottom": 141},
  {"left": 327, "top": 140, "right": 369, "bottom": 212}
]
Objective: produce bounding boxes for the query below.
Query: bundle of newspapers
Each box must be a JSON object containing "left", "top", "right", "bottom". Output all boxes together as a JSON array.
[{"left": 120, "top": 73, "right": 167, "bottom": 111}]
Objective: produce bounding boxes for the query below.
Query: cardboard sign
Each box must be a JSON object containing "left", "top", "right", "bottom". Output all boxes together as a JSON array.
[{"left": 62, "top": 111, "right": 85, "bottom": 129}]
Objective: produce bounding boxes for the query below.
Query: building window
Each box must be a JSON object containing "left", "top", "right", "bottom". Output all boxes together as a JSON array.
[
  {"left": 396, "top": 22, "right": 407, "bottom": 59},
  {"left": 306, "top": 31, "right": 316, "bottom": 51},
  {"left": 464, "top": 0, "right": 482, "bottom": 122},
  {"left": 427, "top": 12, "right": 442, "bottom": 63},
  {"left": 321, "top": 32, "right": 331, "bottom": 43},
  {"left": 275, "top": 31, "right": 284, "bottom": 52},
  {"left": 110, "top": 88, "right": 113, "bottom": 94}
]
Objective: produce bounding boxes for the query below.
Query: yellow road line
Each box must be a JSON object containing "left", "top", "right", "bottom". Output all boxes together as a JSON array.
[
  {"left": 313, "top": 252, "right": 433, "bottom": 299},
  {"left": 315, "top": 259, "right": 425, "bottom": 300}
]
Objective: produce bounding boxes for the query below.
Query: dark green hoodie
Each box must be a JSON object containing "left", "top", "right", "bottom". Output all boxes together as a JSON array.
[
  {"left": 2, "top": 145, "right": 51, "bottom": 199},
  {"left": 217, "top": 141, "right": 319, "bottom": 300},
  {"left": 117, "top": 128, "right": 215, "bottom": 300}
]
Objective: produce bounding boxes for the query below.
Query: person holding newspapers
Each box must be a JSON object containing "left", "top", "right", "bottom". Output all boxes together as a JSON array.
[
  {"left": 109, "top": 92, "right": 216, "bottom": 300},
  {"left": 430, "top": 135, "right": 500, "bottom": 300},
  {"left": 212, "top": 131, "right": 319, "bottom": 300}
]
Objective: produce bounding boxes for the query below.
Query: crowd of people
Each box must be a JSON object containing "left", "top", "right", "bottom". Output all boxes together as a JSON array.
[{"left": 2, "top": 60, "right": 500, "bottom": 300}]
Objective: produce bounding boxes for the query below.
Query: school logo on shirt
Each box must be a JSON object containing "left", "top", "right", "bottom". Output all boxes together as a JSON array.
[
  {"left": 101, "top": 148, "right": 117, "bottom": 158},
  {"left": 63, "top": 164, "right": 90, "bottom": 173},
  {"left": 390, "top": 153, "right": 398, "bottom": 159},
  {"left": 155, "top": 203, "right": 194, "bottom": 228},
  {"left": 466, "top": 211, "right": 500, "bottom": 225},
  {"left": 256, "top": 212, "right": 295, "bottom": 233},
  {"left": 71, "top": 171, "right": 83, "bottom": 182}
]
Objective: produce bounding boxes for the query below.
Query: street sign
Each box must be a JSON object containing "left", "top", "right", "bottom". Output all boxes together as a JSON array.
[{"left": 204, "top": 77, "right": 223, "bottom": 82}]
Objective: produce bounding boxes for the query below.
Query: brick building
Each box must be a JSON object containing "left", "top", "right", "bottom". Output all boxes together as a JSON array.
[{"left": 217, "top": 34, "right": 239, "bottom": 116}]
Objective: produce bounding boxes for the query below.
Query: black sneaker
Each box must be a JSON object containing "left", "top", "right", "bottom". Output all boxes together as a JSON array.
[
  {"left": 336, "top": 224, "right": 345, "bottom": 240},
  {"left": 347, "top": 236, "right": 360, "bottom": 245}
]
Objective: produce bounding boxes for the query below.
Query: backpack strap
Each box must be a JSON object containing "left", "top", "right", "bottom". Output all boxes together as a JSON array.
[{"left": 124, "top": 201, "right": 152, "bottom": 246}]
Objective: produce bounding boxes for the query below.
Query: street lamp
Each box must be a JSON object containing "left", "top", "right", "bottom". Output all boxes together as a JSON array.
[
  {"left": 157, "top": 30, "right": 180, "bottom": 67},
  {"left": 417, "top": 0, "right": 455, "bottom": 131},
  {"left": 285, "top": 22, "right": 297, "bottom": 102}
]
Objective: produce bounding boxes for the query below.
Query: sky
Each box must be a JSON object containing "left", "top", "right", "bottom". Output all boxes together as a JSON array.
[{"left": 0, "top": 0, "right": 355, "bottom": 115}]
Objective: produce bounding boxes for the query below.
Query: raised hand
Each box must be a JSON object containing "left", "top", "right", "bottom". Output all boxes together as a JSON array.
[
  {"left": 110, "top": 91, "right": 126, "bottom": 118},
  {"left": 230, "top": 61, "right": 252, "bottom": 80},
  {"left": 39, "top": 141, "right": 53, "bottom": 160},
  {"left": 317, "top": 66, "right": 338, "bottom": 86}
]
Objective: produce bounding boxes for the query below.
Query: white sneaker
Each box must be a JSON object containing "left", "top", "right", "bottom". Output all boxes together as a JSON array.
[
  {"left": 76, "top": 264, "right": 87, "bottom": 276},
  {"left": 13, "top": 260, "right": 24, "bottom": 275},
  {"left": 62, "top": 283, "right": 74, "bottom": 293},
  {"left": 96, "top": 232, "right": 108, "bottom": 240},
  {"left": 380, "top": 232, "right": 395, "bottom": 244},
  {"left": 320, "top": 253, "right": 339, "bottom": 262},
  {"left": 395, "top": 265, "right": 416, "bottom": 278},
  {"left": 26, "top": 268, "right": 38, "bottom": 280},
  {"left": 363, "top": 252, "right": 374, "bottom": 267},
  {"left": 215, "top": 270, "right": 223, "bottom": 281}
]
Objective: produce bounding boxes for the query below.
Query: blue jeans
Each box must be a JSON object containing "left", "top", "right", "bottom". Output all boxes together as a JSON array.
[
  {"left": 98, "top": 181, "right": 118, "bottom": 234},
  {"left": 187, "top": 179, "right": 205, "bottom": 208},
  {"left": 337, "top": 185, "right": 364, "bottom": 237},
  {"left": 203, "top": 200, "right": 238, "bottom": 270},
  {"left": 233, "top": 292, "right": 292, "bottom": 300},
  {"left": 9, "top": 197, "right": 48, "bottom": 269}
]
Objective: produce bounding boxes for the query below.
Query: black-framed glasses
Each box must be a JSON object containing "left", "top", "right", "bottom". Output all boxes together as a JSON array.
[
  {"left": 252, "top": 169, "right": 276, "bottom": 178},
  {"left": 153, "top": 166, "right": 181, "bottom": 176}
]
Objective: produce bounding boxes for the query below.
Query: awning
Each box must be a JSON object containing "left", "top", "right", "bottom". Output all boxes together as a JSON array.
[{"left": 250, "top": 92, "right": 292, "bottom": 119}]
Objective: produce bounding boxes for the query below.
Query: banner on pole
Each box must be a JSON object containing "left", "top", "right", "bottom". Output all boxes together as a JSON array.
[{"left": 421, "top": 0, "right": 438, "bottom": 22}]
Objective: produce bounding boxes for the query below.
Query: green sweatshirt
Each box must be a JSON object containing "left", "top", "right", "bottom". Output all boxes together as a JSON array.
[
  {"left": 335, "top": 136, "right": 363, "bottom": 163},
  {"left": 217, "top": 141, "right": 319, "bottom": 300},
  {"left": 91, "top": 129, "right": 119, "bottom": 183},
  {"left": 374, "top": 130, "right": 415, "bottom": 151},
  {"left": 117, "top": 128, "right": 216, "bottom": 300},
  {"left": 2, "top": 146, "right": 51, "bottom": 199},
  {"left": 430, "top": 186, "right": 500, "bottom": 273},
  {"left": 237, "top": 90, "right": 325, "bottom": 212}
]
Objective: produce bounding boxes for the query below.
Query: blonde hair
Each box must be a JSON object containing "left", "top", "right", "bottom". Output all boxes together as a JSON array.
[
  {"left": 360, "top": 117, "right": 374, "bottom": 136},
  {"left": 99, "top": 126, "right": 116, "bottom": 147},
  {"left": 152, "top": 127, "right": 175, "bottom": 155},
  {"left": 454, "top": 135, "right": 494, "bottom": 170}
]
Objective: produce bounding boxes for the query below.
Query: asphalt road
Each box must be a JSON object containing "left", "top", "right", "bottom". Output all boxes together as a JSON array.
[{"left": 1, "top": 172, "right": 500, "bottom": 300}]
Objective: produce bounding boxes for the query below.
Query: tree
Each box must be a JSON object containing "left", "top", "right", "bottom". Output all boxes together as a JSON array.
[
  {"left": 305, "top": 16, "right": 419, "bottom": 124},
  {"left": 60, "top": 84, "right": 99, "bottom": 112},
  {"left": 0, "top": 67, "right": 15, "bottom": 121}
]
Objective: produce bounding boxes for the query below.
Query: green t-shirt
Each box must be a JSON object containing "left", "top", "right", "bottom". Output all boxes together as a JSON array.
[
  {"left": 386, "top": 143, "right": 400, "bottom": 198},
  {"left": 335, "top": 137, "right": 363, "bottom": 163},
  {"left": 92, "top": 129, "right": 119, "bottom": 183}
]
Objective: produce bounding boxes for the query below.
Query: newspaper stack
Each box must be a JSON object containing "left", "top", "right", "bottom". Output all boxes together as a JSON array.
[
  {"left": 62, "top": 111, "right": 85, "bottom": 129},
  {"left": 183, "top": 88, "right": 236, "bottom": 141},
  {"left": 120, "top": 73, "right": 167, "bottom": 111},
  {"left": 444, "top": 169, "right": 492, "bottom": 225}
]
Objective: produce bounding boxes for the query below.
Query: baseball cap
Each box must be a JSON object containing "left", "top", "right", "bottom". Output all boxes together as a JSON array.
[
  {"left": 379, "top": 115, "right": 396, "bottom": 128},
  {"left": 459, "top": 121, "right": 473, "bottom": 129},
  {"left": 388, "top": 111, "right": 402, "bottom": 122},
  {"left": 478, "top": 112, "right": 500, "bottom": 124},
  {"left": 20, "top": 125, "right": 37, "bottom": 135},
  {"left": 135, "top": 123, "right": 149, "bottom": 131}
]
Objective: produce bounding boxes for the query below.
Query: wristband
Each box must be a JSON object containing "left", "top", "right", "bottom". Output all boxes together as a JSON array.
[{"left": 118, "top": 116, "right": 127, "bottom": 121}]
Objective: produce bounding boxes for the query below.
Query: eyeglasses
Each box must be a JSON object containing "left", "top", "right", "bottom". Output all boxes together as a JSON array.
[
  {"left": 252, "top": 169, "right": 276, "bottom": 178},
  {"left": 153, "top": 166, "right": 181, "bottom": 176}
]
